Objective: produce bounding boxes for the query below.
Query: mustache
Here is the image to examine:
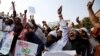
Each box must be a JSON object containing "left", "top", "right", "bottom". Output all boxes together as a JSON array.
[{"left": 69, "top": 34, "right": 75, "bottom": 37}]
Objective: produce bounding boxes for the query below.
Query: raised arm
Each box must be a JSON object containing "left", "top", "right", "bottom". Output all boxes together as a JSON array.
[
  {"left": 72, "top": 22, "right": 75, "bottom": 28},
  {"left": 11, "top": 1, "right": 16, "bottom": 20},
  {"left": 12, "top": 2, "right": 15, "bottom": 11},
  {"left": 58, "top": 6, "right": 63, "bottom": 20},
  {"left": 57, "top": 6, "right": 68, "bottom": 36},
  {"left": 76, "top": 16, "right": 83, "bottom": 28},
  {"left": 22, "top": 10, "right": 27, "bottom": 28},
  {"left": 87, "top": 0, "right": 100, "bottom": 28},
  {"left": 42, "top": 21, "right": 49, "bottom": 29}
]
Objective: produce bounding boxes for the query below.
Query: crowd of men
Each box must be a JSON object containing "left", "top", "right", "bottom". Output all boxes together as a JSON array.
[{"left": 0, "top": 0, "right": 100, "bottom": 56}]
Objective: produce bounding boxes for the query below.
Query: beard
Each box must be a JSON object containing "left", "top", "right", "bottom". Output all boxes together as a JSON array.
[{"left": 45, "top": 41, "right": 55, "bottom": 47}]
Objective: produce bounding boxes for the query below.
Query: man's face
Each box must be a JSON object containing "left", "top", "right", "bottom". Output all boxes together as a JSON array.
[
  {"left": 79, "top": 30, "right": 85, "bottom": 36},
  {"left": 57, "top": 31, "right": 62, "bottom": 39},
  {"left": 69, "top": 31, "right": 76, "bottom": 40},
  {"left": 47, "top": 34, "right": 53, "bottom": 43},
  {"left": 31, "top": 19, "right": 35, "bottom": 25},
  {"left": 4, "top": 18, "right": 9, "bottom": 25},
  {"left": 15, "top": 17, "right": 21, "bottom": 24},
  {"left": 46, "top": 34, "right": 56, "bottom": 47}
]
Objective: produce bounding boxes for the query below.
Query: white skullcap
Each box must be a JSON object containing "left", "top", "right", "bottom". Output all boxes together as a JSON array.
[
  {"left": 80, "top": 28, "right": 88, "bottom": 33},
  {"left": 75, "top": 29, "right": 80, "bottom": 32},
  {"left": 49, "top": 30, "right": 57, "bottom": 37},
  {"left": 80, "top": 27, "right": 90, "bottom": 36}
]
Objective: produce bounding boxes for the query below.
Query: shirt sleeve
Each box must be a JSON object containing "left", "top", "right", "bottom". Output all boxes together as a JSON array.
[
  {"left": 44, "top": 19, "right": 69, "bottom": 51},
  {"left": 59, "top": 19, "right": 68, "bottom": 42}
]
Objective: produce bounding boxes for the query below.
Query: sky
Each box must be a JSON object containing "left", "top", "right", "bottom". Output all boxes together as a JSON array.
[{"left": 0, "top": 0, "right": 100, "bottom": 25}]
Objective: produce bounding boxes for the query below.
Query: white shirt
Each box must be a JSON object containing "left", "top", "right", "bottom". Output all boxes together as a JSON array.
[
  {"left": 35, "top": 27, "right": 47, "bottom": 44},
  {"left": 3, "top": 23, "right": 14, "bottom": 32}
]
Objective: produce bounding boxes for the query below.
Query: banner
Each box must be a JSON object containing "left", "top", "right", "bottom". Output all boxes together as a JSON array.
[
  {"left": 28, "top": 6, "right": 36, "bottom": 15},
  {"left": 0, "top": 31, "right": 14, "bottom": 55},
  {"left": 15, "top": 40, "right": 38, "bottom": 56},
  {"left": 42, "top": 50, "right": 76, "bottom": 56}
]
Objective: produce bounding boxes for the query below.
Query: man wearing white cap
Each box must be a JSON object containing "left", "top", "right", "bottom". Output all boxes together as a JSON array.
[
  {"left": 45, "top": 30, "right": 57, "bottom": 50},
  {"left": 45, "top": 6, "right": 68, "bottom": 51}
]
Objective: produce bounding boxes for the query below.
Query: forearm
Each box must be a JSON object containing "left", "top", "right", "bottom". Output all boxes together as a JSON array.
[
  {"left": 45, "top": 24, "right": 49, "bottom": 29},
  {"left": 12, "top": 4, "right": 15, "bottom": 11},
  {"left": 88, "top": 8, "right": 100, "bottom": 28},
  {"left": 12, "top": 3, "right": 16, "bottom": 20},
  {"left": 13, "top": 11, "right": 16, "bottom": 20},
  {"left": 22, "top": 14, "right": 27, "bottom": 27}
]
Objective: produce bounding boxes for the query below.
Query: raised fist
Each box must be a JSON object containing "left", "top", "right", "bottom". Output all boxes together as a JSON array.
[
  {"left": 24, "top": 10, "right": 27, "bottom": 14},
  {"left": 87, "top": 0, "right": 95, "bottom": 9},
  {"left": 11, "top": 1, "right": 15, "bottom": 4},
  {"left": 58, "top": 6, "right": 62, "bottom": 15}
]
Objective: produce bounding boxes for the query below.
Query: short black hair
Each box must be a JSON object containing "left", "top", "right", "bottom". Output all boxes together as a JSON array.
[{"left": 7, "top": 19, "right": 13, "bottom": 25}]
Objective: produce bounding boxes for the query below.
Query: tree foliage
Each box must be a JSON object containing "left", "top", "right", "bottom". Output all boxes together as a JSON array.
[
  {"left": 82, "top": 17, "right": 93, "bottom": 29},
  {"left": 74, "top": 17, "right": 93, "bottom": 29}
]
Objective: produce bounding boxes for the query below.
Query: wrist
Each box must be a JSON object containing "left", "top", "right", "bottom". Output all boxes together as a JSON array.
[
  {"left": 58, "top": 13, "right": 62, "bottom": 16},
  {"left": 58, "top": 14, "right": 62, "bottom": 16},
  {"left": 87, "top": 7, "right": 92, "bottom": 10}
]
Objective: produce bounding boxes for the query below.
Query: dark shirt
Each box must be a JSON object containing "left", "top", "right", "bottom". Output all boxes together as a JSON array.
[
  {"left": 47, "top": 27, "right": 52, "bottom": 33},
  {"left": 25, "top": 32, "right": 44, "bottom": 56},
  {"left": 13, "top": 11, "right": 16, "bottom": 20},
  {"left": 13, "top": 23, "right": 23, "bottom": 34}
]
